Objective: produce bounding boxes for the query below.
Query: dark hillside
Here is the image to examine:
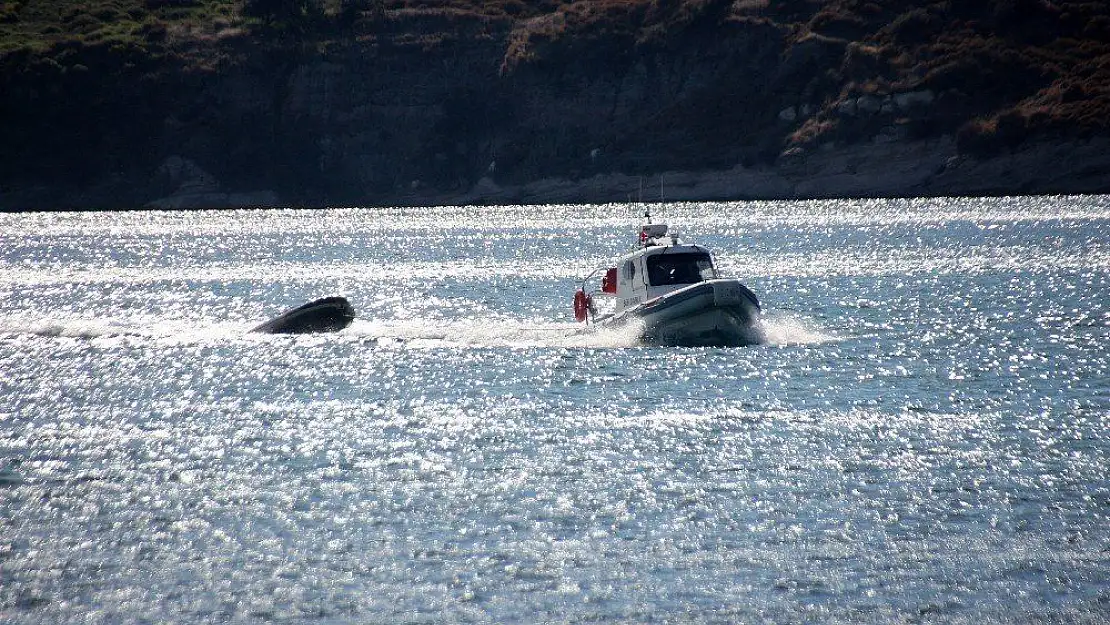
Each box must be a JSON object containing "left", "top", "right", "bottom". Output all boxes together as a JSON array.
[{"left": 2, "top": 0, "right": 1109, "bottom": 209}]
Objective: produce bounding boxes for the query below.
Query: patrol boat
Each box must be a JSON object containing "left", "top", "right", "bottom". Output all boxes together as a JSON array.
[{"left": 573, "top": 216, "right": 763, "bottom": 347}]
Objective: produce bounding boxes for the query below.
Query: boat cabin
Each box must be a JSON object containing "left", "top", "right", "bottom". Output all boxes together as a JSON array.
[{"left": 604, "top": 223, "right": 719, "bottom": 314}]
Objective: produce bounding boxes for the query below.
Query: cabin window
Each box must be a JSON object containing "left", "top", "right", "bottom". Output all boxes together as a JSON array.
[
  {"left": 646, "top": 253, "right": 716, "bottom": 286},
  {"left": 622, "top": 260, "right": 636, "bottom": 281}
]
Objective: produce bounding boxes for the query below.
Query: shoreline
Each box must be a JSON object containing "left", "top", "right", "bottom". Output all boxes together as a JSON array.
[
  {"left": 4, "top": 136, "right": 1110, "bottom": 212},
  {"left": 426, "top": 136, "right": 1110, "bottom": 208}
]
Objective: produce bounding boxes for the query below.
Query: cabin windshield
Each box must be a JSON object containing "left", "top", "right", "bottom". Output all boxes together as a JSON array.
[{"left": 646, "top": 252, "right": 717, "bottom": 286}]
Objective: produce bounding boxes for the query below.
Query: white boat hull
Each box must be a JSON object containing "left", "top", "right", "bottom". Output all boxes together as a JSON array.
[{"left": 599, "top": 279, "right": 763, "bottom": 347}]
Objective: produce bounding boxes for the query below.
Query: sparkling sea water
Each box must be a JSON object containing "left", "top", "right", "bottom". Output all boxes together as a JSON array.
[{"left": 1, "top": 196, "right": 1108, "bottom": 623}]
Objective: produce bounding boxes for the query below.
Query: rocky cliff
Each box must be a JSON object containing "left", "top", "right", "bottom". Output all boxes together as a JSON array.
[{"left": 2, "top": 0, "right": 1109, "bottom": 210}]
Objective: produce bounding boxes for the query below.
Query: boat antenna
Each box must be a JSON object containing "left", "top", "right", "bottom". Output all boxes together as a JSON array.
[{"left": 637, "top": 210, "right": 653, "bottom": 248}]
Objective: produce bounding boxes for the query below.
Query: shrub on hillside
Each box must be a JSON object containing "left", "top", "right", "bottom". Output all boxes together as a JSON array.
[
  {"left": 806, "top": 7, "right": 868, "bottom": 41},
  {"left": 144, "top": 0, "right": 201, "bottom": 7},
  {"left": 956, "top": 118, "right": 998, "bottom": 157},
  {"left": 884, "top": 7, "right": 942, "bottom": 46},
  {"left": 0, "top": 4, "right": 18, "bottom": 23},
  {"left": 994, "top": 108, "right": 1029, "bottom": 146},
  {"left": 956, "top": 109, "right": 1028, "bottom": 157},
  {"left": 243, "top": 0, "right": 323, "bottom": 24}
]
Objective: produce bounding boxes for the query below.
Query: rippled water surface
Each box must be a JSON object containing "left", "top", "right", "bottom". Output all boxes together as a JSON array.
[{"left": 1, "top": 197, "right": 1109, "bottom": 623}]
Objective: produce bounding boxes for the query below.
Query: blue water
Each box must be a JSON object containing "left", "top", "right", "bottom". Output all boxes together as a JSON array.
[{"left": 1, "top": 196, "right": 1108, "bottom": 623}]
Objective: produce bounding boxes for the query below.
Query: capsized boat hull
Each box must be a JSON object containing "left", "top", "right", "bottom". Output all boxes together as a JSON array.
[
  {"left": 600, "top": 279, "right": 763, "bottom": 347},
  {"left": 251, "top": 296, "right": 356, "bottom": 334}
]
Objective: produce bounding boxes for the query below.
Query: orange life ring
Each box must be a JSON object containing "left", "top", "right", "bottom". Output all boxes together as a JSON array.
[{"left": 573, "top": 290, "right": 590, "bottom": 322}]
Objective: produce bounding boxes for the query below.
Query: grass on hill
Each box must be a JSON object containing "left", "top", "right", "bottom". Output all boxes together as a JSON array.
[{"left": 0, "top": 0, "right": 243, "bottom": 56}]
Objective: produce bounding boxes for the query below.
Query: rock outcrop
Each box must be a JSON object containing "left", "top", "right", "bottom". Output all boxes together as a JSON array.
[{"left": 145, "top": 156, "right": 278, "bottom": 209}]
